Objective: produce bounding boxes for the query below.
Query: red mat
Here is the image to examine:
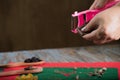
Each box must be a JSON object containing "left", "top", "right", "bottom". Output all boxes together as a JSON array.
[{"left": 0, "top": 62, "right": 120, "bottom": 80}]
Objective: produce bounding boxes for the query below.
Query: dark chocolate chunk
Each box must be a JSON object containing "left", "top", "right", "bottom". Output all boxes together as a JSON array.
[
  {"left": 24, "top": 58, "right": 32, "bottom": 63},
  {"left": 24, "top": 57, "right": 42, "bottom": 63},
  {"left": 31, "top": 57, "right": 42, "bottom": 62}
]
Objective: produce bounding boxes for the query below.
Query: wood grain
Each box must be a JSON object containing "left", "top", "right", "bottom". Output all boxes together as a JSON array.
[{"left": 0, "top": 44, "right": 119, "bottom": 65}]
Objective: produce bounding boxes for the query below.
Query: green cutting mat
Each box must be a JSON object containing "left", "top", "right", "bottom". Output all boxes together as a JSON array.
[{"left": 33, "top": 68, "right": 118, "bottom": 80}]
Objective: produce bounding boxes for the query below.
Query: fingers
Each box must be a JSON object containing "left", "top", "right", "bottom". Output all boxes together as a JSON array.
[
  {"left": 93, "top": 37, "right": 113, "bottom": 44},
  {"left": 81, "top": 18, "right": 98, "bottom": 33},
  {"left": 89, "top": 0, "right": 108, "bottom": 10},
  {"left": 82, "top": 26, "right": 114, "bottom": 44},
  {"left": 82, "top": 27, "right": 105, "bottom": 42},
  {"left": 89, "top": 0, "right": 98, "bottom": 10},
  {"left": 83, "top": 32, "right": 113, "bottom": 44},
  {"left": 82, "top": 30, "right": 97, "bottom": 41}
]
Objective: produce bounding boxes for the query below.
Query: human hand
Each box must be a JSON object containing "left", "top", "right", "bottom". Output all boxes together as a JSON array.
[
  {"left": 81, "top": 5, "right": 120, "bottom": 44},
  {"left": 90, "top": 0, "right": 116, "bottom": 10}
]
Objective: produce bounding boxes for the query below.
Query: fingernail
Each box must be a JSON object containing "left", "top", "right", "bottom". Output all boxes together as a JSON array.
[{"left": 81, "top": 27, "right": 86, "bottom": 31}]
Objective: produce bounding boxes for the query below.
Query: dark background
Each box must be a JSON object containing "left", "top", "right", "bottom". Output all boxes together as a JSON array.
[{"left": 0, "top": 0, "right": 118, "bottom": 51}]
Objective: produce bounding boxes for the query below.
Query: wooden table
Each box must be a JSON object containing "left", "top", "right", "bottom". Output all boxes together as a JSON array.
[{"left": 0, "top": 44, "right": 120, "bottom": 65}]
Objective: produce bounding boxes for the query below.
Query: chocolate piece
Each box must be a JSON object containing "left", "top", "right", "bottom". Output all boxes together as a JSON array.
[
  {"left": 31, "top": 57, "right": 42, "bottom": 62},
  {"left": 24, "top": 57, "right": 42, "bottom": 63},
  {"left": 24, "top": 58, "right": 32, "bottom": 63}
]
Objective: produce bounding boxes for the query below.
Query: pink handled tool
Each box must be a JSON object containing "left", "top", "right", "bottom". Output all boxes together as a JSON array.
[{"left": 71, "top": 0, "right": 120, "bottom": 35}]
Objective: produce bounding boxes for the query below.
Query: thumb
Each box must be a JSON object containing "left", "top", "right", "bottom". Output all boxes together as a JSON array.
[
  {"left": 81, "top": 19, "right": 98, "bottom": 33},
  {"left": 89, "top": 0, "right": 107, "bottom": 10}
]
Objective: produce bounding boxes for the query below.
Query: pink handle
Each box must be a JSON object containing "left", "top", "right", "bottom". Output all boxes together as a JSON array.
[{"left": 71, "top": 0, "right": 120, "bottom": 34}]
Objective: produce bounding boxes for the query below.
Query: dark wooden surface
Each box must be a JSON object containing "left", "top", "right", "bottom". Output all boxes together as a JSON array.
[
  {"left": 0, "top": 44, "right": 120, "bottom": 65},
  {"left": 0, "top": 0, "right": 95, "bottom": 51}
]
